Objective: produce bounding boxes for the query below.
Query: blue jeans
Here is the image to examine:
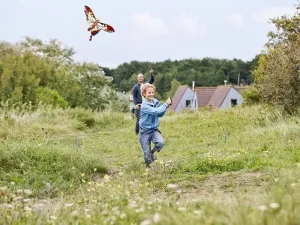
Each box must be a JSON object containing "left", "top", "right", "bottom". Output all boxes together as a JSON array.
[{"left": 139, "top": 129, "right": 165, "bottom": 164}]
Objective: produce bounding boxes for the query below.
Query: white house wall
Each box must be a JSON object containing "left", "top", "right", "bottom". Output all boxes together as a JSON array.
[
  {"left": 191, "top": 92, "right": 198, "bottom": 110},
  {"left": 175, "top": 88, "right": 194, "bottom": 113},
  {"left": 220, "top": 88, "right": 243, "bottom": 108}
]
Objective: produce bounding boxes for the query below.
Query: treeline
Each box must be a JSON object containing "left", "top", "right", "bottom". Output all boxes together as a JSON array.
[
  {"left": 108, "top": 56, "right": 260, "bottom": 99},
  {"left": 0, "top": 37, "right": 127, "bottom": 111}
]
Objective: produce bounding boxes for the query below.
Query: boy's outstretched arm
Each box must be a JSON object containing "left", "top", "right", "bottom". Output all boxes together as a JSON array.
[{"left": 142, "top": 103, "right": 169, "bottom": 115}]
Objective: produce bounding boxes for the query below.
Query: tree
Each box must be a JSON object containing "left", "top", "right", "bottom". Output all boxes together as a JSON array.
[
  {"left": 167, "top": 79, "right": 181, "bottom": 98},
  {"left": 249, "top": 2, "right": 300, "bottom": 113}
]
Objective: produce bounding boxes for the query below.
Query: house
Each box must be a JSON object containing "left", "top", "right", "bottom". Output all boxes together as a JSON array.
[
  {"left": 170, "top": 84, "right": 244, "bottom": 113},
  {"left": 168, "top": 85, "right": 194, "bottom": 113},
  {"left": 192, "top": 85, "right": 243, "bottom": 110}
]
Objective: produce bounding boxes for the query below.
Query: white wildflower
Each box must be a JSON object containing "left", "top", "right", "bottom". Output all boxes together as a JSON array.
[
  {"left": 65, "top": 203, "right": 74, "bottom": 207},
  {"left": 194, "top": 210, "right": 201, "bottom": 215},
  {"left": 258, "top": 205, "right": 267, "bottom": 211},
  {"left": 270, "top": 202, "right": 280, "bottom": 209},
  {"left": 50, "top": 216, "right": 57, "bottom": 220},
  {"left": 120, "top": 213, "right": 127, "bottom": 219},
  {"left": 24, "top": 206, "right": 32, "bottom": 211},
  {"left": 178, "top": 207, "right": 186, "bottom": 211},
  {"left": 167, "top": 184, "right": 178, "bottom": 189},
  {"left": 153, "top": 213, "right": 160, "bottom": 223},
  {"left": 140, "top": 219, "right": 151, "bottom": 225},
  {"left": 23, "top": 189, "right": 32, "bottom": 196}
]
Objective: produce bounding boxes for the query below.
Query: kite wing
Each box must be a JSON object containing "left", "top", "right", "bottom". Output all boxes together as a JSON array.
[
  {"left": 84, "top": 5, "right": 97, "bottom": 24},
  {"left": 99, "top": 22, "right": 115, "bottom": 33}
]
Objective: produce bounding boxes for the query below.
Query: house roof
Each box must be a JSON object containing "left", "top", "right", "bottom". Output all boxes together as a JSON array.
[
  {"left": 207, "top": 85, "right": 231, "bottom": 108},
  {"left": 194, "top": 87, "right": 217, "bottom": 107},
  {"left": 169, "top": 85, "right": 189, "bottom": 111},
  {"left": 233, "top": 85, "right": 248, "bottom": 93}
]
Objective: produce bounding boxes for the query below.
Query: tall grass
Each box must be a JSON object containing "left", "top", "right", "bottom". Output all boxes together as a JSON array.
[{"left": 1, "top": 103, "right": 300, "bottom": 224}]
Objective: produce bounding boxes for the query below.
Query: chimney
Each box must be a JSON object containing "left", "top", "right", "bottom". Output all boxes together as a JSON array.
[{"left": 192, "top": 81, "right": 195, "bottom": 91}]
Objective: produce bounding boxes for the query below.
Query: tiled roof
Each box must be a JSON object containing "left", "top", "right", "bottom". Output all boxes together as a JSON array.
[
  {"left": 169, "top": 85, "right": 189, "bottom": 111},
  {"left": 194, "top": 87, "right": 216, "bottom": 107},
  {"left": 207, "top": 85, "right": 231, "bottom": 108}
]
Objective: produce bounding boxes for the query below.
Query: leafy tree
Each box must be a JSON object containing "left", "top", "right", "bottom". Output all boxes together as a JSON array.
[
  {"left": 249, "top": 2, "right": 300, "bottom": 113},
  {"left": 168, "top": 79, "right": 181, "bottom": 98}
]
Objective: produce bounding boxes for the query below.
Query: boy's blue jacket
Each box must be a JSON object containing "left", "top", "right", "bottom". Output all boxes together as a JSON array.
[{"left": 139, "top": 98, "right": 168, "bottom": 133}]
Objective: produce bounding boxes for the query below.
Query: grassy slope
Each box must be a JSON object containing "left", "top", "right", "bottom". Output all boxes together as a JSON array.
[{"left": 1, "top": 105, "right": 300, "bottom": 224}]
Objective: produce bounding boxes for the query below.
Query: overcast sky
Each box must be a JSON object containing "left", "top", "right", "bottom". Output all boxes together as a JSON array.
[{"left": 0, "top": 0, "right": 296, "bottom": 68}]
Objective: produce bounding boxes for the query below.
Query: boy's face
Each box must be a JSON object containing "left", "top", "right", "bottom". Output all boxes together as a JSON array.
[{"left": 145, "top": 87, "right": 155, "bottom": 101}]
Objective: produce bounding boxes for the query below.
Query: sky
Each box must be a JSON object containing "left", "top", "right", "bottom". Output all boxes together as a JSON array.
[{"left": 0, "top": 0, "right": 296, "bottom": 68}]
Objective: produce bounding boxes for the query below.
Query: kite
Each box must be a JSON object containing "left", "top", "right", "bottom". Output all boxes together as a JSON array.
[{"left": 84, "top": 5, "right": 115, "bottom": 41}]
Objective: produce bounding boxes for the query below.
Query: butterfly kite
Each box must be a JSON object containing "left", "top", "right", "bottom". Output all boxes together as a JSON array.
[{"left": 84, "top": 5, "right": 115, "bottom": 41}]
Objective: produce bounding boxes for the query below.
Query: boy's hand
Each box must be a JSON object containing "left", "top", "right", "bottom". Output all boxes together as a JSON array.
[{"left": 166, "top": 98, "right": 172, "bottom": 106}]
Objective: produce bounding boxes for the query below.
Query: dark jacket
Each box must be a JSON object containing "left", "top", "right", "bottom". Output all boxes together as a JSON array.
[{"left": 132, "top": 75, "right": 155, "bottom": 105}]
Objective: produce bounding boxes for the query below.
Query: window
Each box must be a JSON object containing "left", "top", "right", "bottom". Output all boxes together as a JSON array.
[
  {"left": 186, "top": 100, "right": 191, "bottom": 107},
  {"left": 231, "top": 99, "right": 237, "bottom": 106}
]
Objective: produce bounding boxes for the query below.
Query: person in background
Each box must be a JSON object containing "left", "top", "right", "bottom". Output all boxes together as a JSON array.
[
  {"left": 129, "top": 95, "right": 135, "bottom": 119},
  {"left": 132, "top": 69, "right": 155, "bottom": 134}
]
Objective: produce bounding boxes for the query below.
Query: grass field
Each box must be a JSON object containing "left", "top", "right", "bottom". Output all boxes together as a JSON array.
[{"left": 1, "top": 104, "right": 300, "bottom": 224}]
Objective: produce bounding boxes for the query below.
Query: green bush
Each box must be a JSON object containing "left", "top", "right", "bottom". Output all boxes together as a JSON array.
[{"left": 36, "top": 87, "right": 68, "bottom": 109}]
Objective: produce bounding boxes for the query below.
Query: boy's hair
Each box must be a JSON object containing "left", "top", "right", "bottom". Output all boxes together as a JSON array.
[{"left": 141, "top": 83, "right": 156, "bottom": 97}]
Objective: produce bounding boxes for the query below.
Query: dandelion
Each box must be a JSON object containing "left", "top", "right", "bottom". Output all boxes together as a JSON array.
[
  {"left": 270, "top": 203, "right": 280, "bottom": 209},
  {"left": 153, "top": 213, "right": 160, "bottom": 223}
]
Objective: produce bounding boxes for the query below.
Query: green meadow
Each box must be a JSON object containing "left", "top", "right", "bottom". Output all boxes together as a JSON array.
[{"left": 1, "top": 104, "right": 300, "bottom": 225}]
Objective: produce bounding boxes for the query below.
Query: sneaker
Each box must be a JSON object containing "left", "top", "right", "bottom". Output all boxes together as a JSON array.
[
  {"left": 151, "top": 148, "right": 157, "bottom": 154},
  {"left": 145, "top": 164, "right": 151, "bottom": 169},
  {"left": 151, "top": 148, "right": 157, "bottom": 160}
]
